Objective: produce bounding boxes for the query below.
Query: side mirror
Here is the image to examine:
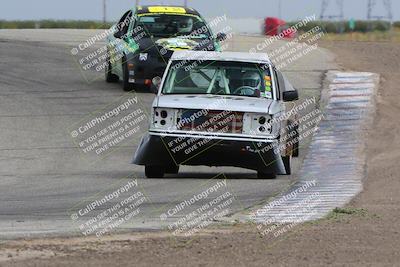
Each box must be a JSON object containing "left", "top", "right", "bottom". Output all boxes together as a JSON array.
[
  {"left": 150, "top": 76, "right": 162, "bottom": 94},
  {"left": 113, "top": 31, "right": 123, "bottom": 39},
  {"left": 216, "top": 32, "right": 227, "bottom": 41},
  {"left": 282, "top": 90, "right": 299, "bottom": 102}
]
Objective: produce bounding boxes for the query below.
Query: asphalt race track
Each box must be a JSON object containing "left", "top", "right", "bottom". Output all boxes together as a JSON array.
[{"left": 0, "top": 30, "right": 337, "bottom": 238}]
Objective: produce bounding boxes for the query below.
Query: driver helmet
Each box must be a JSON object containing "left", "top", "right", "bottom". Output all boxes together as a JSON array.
[
  {"left": 242, "top": 72, "right": 261, "bottom": 89},
  {"left": 178, "top": 17, "right": 193, "bottom": 33}
]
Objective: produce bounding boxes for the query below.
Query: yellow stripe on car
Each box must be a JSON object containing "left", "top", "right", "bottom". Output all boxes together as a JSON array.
[
  {"left": 148, "top": 6, "right": 186, "bottom": 13},
  {"left": 138, "top": 13, "right": 197, "bottom": 18}
]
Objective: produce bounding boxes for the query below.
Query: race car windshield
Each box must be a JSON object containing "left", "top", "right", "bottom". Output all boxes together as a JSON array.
[
  {"left": 162, "top": 60, "right": 273, "bottom": 99},
  {"left": 137, "top": 14, "right": 211, "bottom": 38}
]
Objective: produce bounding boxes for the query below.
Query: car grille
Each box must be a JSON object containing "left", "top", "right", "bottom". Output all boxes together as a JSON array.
[{"left": 178, "top": 109, "right": 244, "bottom": 134}]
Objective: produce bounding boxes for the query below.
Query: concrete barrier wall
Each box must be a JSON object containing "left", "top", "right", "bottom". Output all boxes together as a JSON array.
[{"left": 207, "top": 17, "right": 264, "bottom": 35}]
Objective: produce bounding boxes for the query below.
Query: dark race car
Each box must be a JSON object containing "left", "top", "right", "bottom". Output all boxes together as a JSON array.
[{"left": 105, "top": 5, "right": 226, "bottom": 91}]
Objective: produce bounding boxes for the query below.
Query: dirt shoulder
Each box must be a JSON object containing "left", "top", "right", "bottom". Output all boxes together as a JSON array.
[{"left": 2, "top": 40, "right": 400, "bottom": 267}]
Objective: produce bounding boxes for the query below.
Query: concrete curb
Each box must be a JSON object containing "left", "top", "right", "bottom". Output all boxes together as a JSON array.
[{"left": 249, "top": 71, "right": 379, "bottom": 223}]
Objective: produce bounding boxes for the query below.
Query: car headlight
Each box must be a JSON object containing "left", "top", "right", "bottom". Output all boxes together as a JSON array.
[
  {"left": 152, "top": 108, "right": 177, "bottom": 130},
  {"left": 242, "top": 113, "right": 276, "bottom": 136}
]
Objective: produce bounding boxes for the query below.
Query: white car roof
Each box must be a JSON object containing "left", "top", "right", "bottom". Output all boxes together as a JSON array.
[{"left": 170, "top": 51, "right": 271, "bottom": 64}]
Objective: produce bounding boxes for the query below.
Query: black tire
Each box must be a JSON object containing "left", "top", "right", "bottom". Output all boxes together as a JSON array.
[
  {"left": 165, "top": 165, "right": 179, "bottom": 174},
  {"left": 257, "top": 171, "right": 276, "bottom": 179},
  {"left": 145, "top": 166, "right": 165, "bottom": 178},
  {"left": 122, "top": 60, "right": 135, "bottom": 91},
  {"left": 282, "top": 156, "right": 292, "bottom": 175},
  {"left": 105, "top": 53, "right": 119, "bottom": 83},
  {"left": 292, "top": 124, "right": 299, "bottom": 157}
]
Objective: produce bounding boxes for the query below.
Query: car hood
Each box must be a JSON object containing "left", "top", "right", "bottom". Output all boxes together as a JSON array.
[{"left": 155, "top": 94, "right": 274, "bottom": 114}]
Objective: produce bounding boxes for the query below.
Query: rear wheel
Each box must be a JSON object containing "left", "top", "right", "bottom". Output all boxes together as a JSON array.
[
  {"left": 282, "top": 156, "right": 292, "bottom": 175},
  {"left": 257, "top": 171, "right": 276, "bottom": 179},
  {"left": 145, "top": 166, "right": 165, "bottom": 178},
  {"left": 105, "top": 54, "right": 119, "bottom": 83}
]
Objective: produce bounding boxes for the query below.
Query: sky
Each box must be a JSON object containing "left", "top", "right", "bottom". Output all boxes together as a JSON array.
[{"left": 0, "top": 0, "right": 398, "bottom": 21}]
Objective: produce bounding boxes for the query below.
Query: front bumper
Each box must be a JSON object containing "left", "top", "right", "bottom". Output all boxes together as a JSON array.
[
  {"left": 127, "top": 53, "right": 170, "bottom": 85},
  {"left": 132, "top": 133, "right": 286, "bottom": 174}
]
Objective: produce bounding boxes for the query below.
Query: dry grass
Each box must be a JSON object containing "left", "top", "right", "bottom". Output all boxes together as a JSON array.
[{"left": 322, "top": 28, "right": 400, "bottom": 42}]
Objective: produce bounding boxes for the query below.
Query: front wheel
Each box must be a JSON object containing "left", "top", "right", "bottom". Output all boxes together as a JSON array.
[{"left": 145, "top": 166, "right": 165, "bottom": 178}]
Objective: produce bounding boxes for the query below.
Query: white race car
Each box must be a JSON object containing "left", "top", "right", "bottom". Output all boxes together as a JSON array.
[{"left": 133, "top": 51, "right": 299, "bottom": 178}]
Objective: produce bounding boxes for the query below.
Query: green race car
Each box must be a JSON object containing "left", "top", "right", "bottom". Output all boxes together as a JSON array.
[{"left": 105, "top": 5, "right": 226, "bottom": 91}]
